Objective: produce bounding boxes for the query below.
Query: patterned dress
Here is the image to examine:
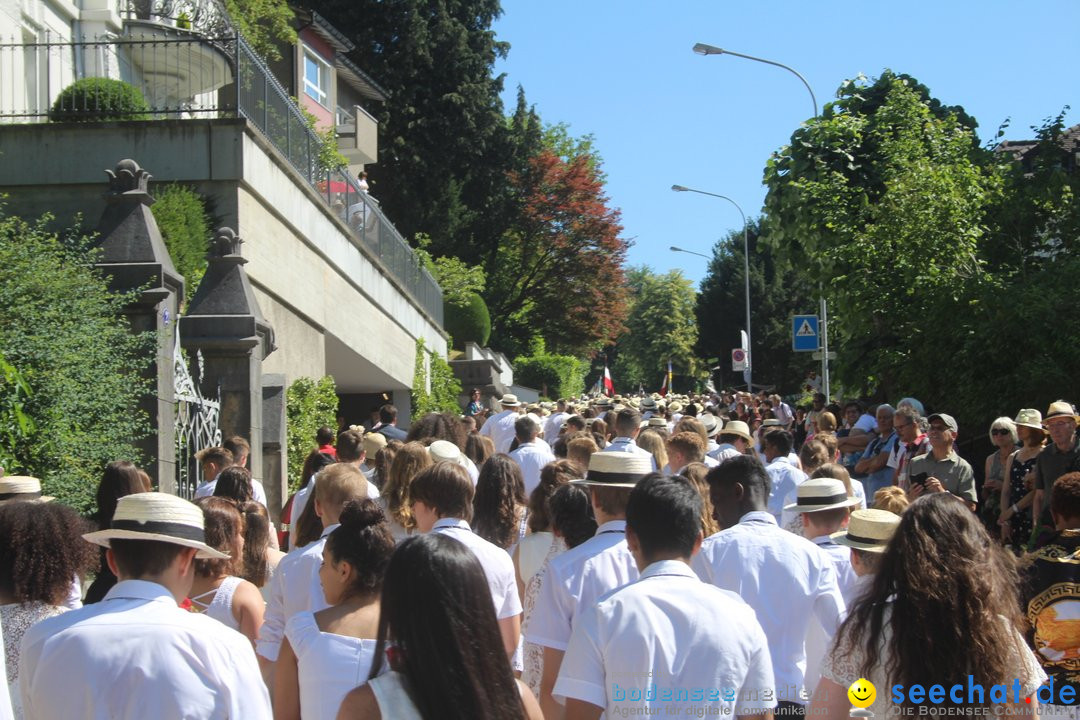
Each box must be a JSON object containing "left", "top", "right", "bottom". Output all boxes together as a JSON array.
[
  {"left": 1008, "top": 453, "right": 1038, "bottom": 552},
  {"left": 2, "top": 602, "right": 68, "bottom": 719}
]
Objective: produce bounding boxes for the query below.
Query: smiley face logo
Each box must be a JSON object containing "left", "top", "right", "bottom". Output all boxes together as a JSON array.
[{"left": 848, "top": 678, "right": 876, "bottom": 708}]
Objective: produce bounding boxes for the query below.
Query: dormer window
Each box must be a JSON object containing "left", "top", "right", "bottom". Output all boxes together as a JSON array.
[{"left": 303, "top": 49, "right": 331, "bottom": 107}]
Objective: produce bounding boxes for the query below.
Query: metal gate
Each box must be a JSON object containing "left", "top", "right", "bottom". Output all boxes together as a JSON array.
[{"left": 173, "top": 323, "right": 221, "bottom": 499}]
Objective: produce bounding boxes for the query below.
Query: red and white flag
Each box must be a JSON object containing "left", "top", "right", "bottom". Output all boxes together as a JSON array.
[{"left": 603, "top": 365, "right": 614, "bottom": 396}]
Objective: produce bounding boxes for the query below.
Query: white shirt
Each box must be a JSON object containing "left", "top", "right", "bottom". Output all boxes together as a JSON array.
[
  {"left": 525, "top": 520, "right": 639, "bottom": 651},
  {"left": 803, "top": 536, "right": 860, "bottom": 698},
  {"left": 19, "top": 580, "right": 271, "bottom": 719},
  {"left": 543, "top": 411, "right": 571, "bottom": 442},
  {"left": 765, "top": 456, "right": 807, "bottom": 521},
  {"left": 478, "top": 409, "right": 521, "bottom": 454},
  {"left": 286, "top": 611, "right": 384, "bottom": 720},
  {"left": 600, "top": 437, "right": 658, "bottom": 470},
  {"left": 194, "top": 476, "right": 268, "bottom": 506},
  {"left": 510, "top": 441, "right": 556, "bottom": 497},
  {"left": 431, "top": 519, "right": 522, "bottom": 620},
  {"left": 692, "top": 511, "right": 846, "bottom": 705},
  {"left": 257, "top": 523, "right": 339, "bottom": 661},
  {"left": 708, "top": 443, "right": 744, "bottom": 464},
  {"left": 555, "top": 560, "right": 775, "bottom": 716}
]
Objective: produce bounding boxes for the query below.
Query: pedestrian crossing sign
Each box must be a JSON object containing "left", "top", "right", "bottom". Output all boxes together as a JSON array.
[{"left": 792, "top": 315, "right": 819, "bottom": 352}]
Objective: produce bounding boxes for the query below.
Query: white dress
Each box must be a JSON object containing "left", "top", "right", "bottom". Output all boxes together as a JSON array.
[
  {"left": 286, "top": 611, "right": 384, "bottom": 720},
  {"left": 189, "top": 576, "right": 242, "bottom": 631},
  {"left": 369, "top": 671, "right": 423, "bottom": 720}
]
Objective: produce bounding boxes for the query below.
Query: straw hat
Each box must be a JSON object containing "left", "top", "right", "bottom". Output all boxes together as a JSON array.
[
  {"left": 646, "top": 417, "right": 668, "bottom": 428},
  {"left": 428, "top": 440, "right": 464, "bottom": 465},
  {"left": 498, "top": 394, "right": 521, "bottom": 407},
  {"left": 700, "top": 414, "right": 720, "bottom": 438},
  {"left": 572, "top": 452, "right": 653, "bottom": 488},
  {"left": 0, "top": 476, "right": 53, "bottom": 503},
  {"left": 640, "top": 397, "right": 657, "bottom": 410},
  {"left": 832, "top": 508, "right": 901, "bottom": 553},
  {"left": 83, "top": 493, "right": 229, "bottom": 559},
  {"left": 668, "top": 402, "right": 683, "bottom": 414},
  {"left": 1013, "top": 408, "right": 1044, "bottom": 432},
  {"left": 363, "top": 431, "right": 387, "bottom": 456},
  {"left": 783, "top": 477, "right": 860, "bottom": 513},
  {"left": 720, "top": 420, "right": 752, "bottom": 442},
  {"left": 1043, "top": 401, "right": 1080, "bottom": 425}
]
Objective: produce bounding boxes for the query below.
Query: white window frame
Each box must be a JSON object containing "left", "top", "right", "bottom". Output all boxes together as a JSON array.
[{"left": 302, "top": 48, "right": 331, "bottom": 108}]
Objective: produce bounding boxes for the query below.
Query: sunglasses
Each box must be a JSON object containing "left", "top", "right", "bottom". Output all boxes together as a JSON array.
[{"left": 991, "top": 428, "right": 1011, "bottom": 436}]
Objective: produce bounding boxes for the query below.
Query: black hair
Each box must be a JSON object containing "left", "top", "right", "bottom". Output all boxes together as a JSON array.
[
  {"left": 472, "top": 454, "right": 526, "bottom": 550},
  {"left": 110, "top": 538, "right": 188, "bottom": 579},
  {"left": 763, "top": 429, "right": 793, "bottom": 456},
  {"left": 0, "top": 501, "right": 98, "bottom": 604},
  {"left": 316, "top": 426, "right": 336, "bottom": 446},
  {"left": 94, "top": 460, "right": 149, "bottom": 527},
  {"left": 614, "top": 408, "right": 641, "bottom": 437},
  {"left": 379, "top": 404, "right": 398, "bottom": 424},
  {"left": 407, "top": 412, "right": 467, "bottom": 449},
  {"left": 706, "top": 454, "right": 771, "bottom": 498},
  {"left": 548, "top": 483, "right": 597, "bottom": 548},
  {"left": 627, "top": 473, "right": 702, "bottom": 559},
  {"left": 369, "top": 534, "right": 525, "bottom": 719},
  {"left": 212, "top": 466, "right": 254, "bottom": 503},
  {"left": 326, "top": 499, "right": 394, "bottom": 597}
]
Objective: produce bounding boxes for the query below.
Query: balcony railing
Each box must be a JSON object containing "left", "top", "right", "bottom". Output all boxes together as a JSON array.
[{"left": 0, "top": 29, "right": 443, "bottom": 326}]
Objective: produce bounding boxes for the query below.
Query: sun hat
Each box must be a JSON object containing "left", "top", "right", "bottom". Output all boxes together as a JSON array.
[
  {"left": 498, "top": 393, "right": 521, "bottom": 407},
  {"left": 363, "top": 431, "right": 387, "bottom": 456},
  {"left": 720, "top": 420, "right": 752, "bottom": 442},
  {"left": 1013, "top": 408, "right": 1044, "bottom": 431},
  {"left": 783, "top": 477, "right": 860, "bottom": 514},
  {"left": 0, "top": 476, "right": 53, "bottom": 503},
  {"left": 595, "top": 397, "right": 614, "bottom": 408},
  {"left": 646, "top": 417, "right": 668, "bottom": 428},
  {"left": 1043, "top": 401, "right": 1080, "bottom": 425},
  {"left": 832, "top": 508, "right": 901, "bottom": 553},
  {"left": 700, "top": 414, "right": 720, "bottom": 437},
  {"left": 927, "top": 413, "right": 958, "bottom": 433},
  {"left": 761, "top": 418, "right": 784, "bottom": 428},
  {"left": 640, "top": 397, "right": 657, "bottom": 410},
  {"left": 571, "top": 452, "right": 653, "bottom": 488},
  {"left": 428, "top": 440, "right": 465, "bottom": 465},
  {"left": 82, "top": 492, "right": 229, "bottom": 559},
  {"left": 668, "top": 402, "right": 683, "bottom": 414}
]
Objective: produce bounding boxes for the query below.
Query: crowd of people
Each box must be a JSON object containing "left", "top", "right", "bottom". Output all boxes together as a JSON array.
[{"left": 0, "top": 389, "right": 1077, "bottom": 719}]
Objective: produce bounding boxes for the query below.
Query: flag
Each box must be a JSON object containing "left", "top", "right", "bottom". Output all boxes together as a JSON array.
[
  {"left": 603, "top": 365, "right": 614, "bottom": 396},
  {"left": 659, "top": 370, "right": 668, "bottom": 397},
  {"left": 659, "top": 359, "right": 673, "bottom": 397}
]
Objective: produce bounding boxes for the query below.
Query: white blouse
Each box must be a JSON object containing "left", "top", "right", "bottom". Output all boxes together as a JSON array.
[{"left": 286, "top": 611, "right": 384, "bottom": 720}]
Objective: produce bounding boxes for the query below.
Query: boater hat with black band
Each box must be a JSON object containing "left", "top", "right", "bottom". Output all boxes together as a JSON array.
[
  {"left": 572, "top": 452, "right": 653, "bottom": 488},
  {"left": 83, "top": 492, "right": 229, "bottom": 559},
  {"left": 783, "top": 477, "right": 860, "bottom": 513},
  {"left": 832, "top": 508, "right": 901, "bottom": 553},
  {"left": 0, "top": 476, "right": 54, "bottom": 503}
]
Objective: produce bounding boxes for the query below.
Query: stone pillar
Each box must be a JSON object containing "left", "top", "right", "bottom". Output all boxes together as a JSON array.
[
  {"left": 392, "top": 388, "right": 413, "bottom": 432},
  {"left": 180, "top": 228, "right": 276, "bottom": 488},
  {"left": 93, "top": 159, "right": 184, "bottom": 491},
  {"left": 261, "top": 374, "right": 287, "bottom": 520}
]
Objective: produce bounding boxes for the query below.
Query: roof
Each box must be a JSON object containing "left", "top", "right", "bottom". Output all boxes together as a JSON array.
[
  {"left": 994, "top": 123, "right": 1080, "bottom": 164},
  {"left": 335, "top": 54, "right": 388, "bottom": 103},
  {"left": 290, "top": 5, "right": 388, "bottom": 103}
]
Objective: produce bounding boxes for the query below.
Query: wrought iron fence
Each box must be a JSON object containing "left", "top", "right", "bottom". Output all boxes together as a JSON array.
[
  {"left": 0, "top": 28, "right": 444, "bottom": 325},
  {"left": 172, "top": 325, "right": 221, "bottom": 500}
]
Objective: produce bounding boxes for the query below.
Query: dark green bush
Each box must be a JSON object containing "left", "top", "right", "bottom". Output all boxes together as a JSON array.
[
  {"left": 49, "top": 78, "right": 152, "bottom": 122},
  {"left": 444, "top": 292, "right": 491, "bottom": 349},
  {"left": 150, "top": 184, "right": 211, "bottom": 302},
  {"left": 514, "top": 353, "right": 586, "bottom": 400}
]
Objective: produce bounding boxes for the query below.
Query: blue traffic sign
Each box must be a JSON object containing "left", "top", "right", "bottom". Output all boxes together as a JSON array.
[{"left": 792, "top": 315, "right": 819, "bottom": 352}]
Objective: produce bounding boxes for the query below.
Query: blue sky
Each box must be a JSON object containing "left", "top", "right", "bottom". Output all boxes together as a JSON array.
[{"left": 493, "top": 1, "right": 1077, "bottom": 287}]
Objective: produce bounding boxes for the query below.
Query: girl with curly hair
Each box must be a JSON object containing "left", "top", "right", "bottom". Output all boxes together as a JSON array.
[
  {"left": 472, "top": 454, "right": 527, "bottom": 551},
  {"left": 0, "top": 501, "right": 97, "bottom": 716},
  {"left": 377, "top": 441, "right": 433, "bottom": 542}
]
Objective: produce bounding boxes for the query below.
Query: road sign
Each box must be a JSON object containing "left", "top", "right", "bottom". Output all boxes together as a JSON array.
[
  {"left": 792, "top": 315, "right": 819, "bottom": 352},
  {"left": 812, "top": 351, "right": 837, "bottom": 361},
  {"left": 732, "top": 348, "right": 747, "bottom": 372}
]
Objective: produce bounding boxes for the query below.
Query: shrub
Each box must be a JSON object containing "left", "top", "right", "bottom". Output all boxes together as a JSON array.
[
  {"left": 0, "top": 206, "right": 154, "bottom": 512},
  {"left": 444, "top": 292, "right": 491, "bottom": 348},
  {"left": 150, "top": 184, "right": 212, "bottom": 302},
  {"left": 514, "top": 353, "right": 586, "bottom": 400},
  {"left": 412, "top": 338, "right": 462, "bottom": 415},
  {"left": 285, "top": 376, "right": 338, "bottom": 493},
  {"left": 49, "top": 78, "right": 152, "bottom": 122}
]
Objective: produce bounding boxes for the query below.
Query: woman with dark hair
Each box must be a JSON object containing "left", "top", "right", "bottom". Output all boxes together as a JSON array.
[
  {"left": 212, "top": 465, "right": 254, "bottom": 503},
  {"left": 336, "top": 533, "right": 543, "bottom": 720},
  {"left": 289, "top": 452, "right": 337, "bottom": 549},
  {"left": 406, "top": 413, "right": 478, "bottom": 481},
  {"left": 84, "top": 460, "right": 152, "bottom": 604},
  {"left": 464, "top": 432, "right": 492, "bottom": 468},
  {"left": 240, "top": 501, "right": 285, "bottom": 603},
  {"left": 472, "top": 454, "right": 528, "bottom": 551},
  {"left": 377, "top": 441, "right": 433, "bottom": 542},
  {"left": 0, "top": 501, "right": 97, "bottom": 715},
  {"left": 1000, "top": 409, "right": 1045, "bottom": 552},
  {"left": 520, "top": 483, "right": 597, "bottom": 697},
  {"left": 812, "top": 494, "right": 1045, "bottom": 717},
  {"left": 190, "top": 498, "right": 264, "bottom": 645},
  {"left": 276, "top": 499, "right": 395, "bottom": 720}
]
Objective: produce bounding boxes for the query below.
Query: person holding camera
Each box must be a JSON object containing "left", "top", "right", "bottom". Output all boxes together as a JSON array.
[{"left": 906, "top": 413, "right": 976, "bottom": 511}]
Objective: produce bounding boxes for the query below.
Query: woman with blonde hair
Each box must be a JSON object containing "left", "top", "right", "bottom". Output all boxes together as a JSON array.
[
  {"left": 377, "top": 441, "right": 432, "bottom": 542},
  {"left": 635, "top": 430, "right": 668, "bottom": 473}
]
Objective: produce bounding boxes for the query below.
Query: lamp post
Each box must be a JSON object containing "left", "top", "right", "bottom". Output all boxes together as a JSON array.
[
  {"left": 692, "top": 42, "right": 830, "bottom": 401},
  {"left": 670, "top": 185, "right": 751, "bottom": 393},
  {"left": 669, "top": 245, "right": 710, "bottom": 261}
]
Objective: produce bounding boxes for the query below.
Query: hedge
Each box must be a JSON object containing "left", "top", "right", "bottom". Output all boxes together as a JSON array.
[
  {"left": 49, "top": 78, "right": 152, "bottom": 122},
  {"left": 514, "top": 353, "right": 586, "bottom": 400},
  {"left": 285, "top": 376, "right": 339, "bottom": 493},
  {"left": 444, "top": 292, "right": 491, "bottom": 348}
]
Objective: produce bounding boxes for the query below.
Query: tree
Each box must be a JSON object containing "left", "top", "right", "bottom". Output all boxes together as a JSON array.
[
  {"left": 761, "top": 72, "right": 991, "bottom": 400},
  {"left": 0, "top": 207, "right": 154, "bottom": 511},
  {"left": 484, "top": 149, "right": 630, "bottom": 357},
  {"left": 695, "top": 220, "right": 817, "bottom": 393},
  {"left": 225, "top": 0, "right": 296, "bottom": 61},
  {"left": 611, "top": 267, "right": 699, "bottom": 392}
]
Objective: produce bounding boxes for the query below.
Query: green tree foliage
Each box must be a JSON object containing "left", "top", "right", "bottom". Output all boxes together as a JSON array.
[
  {"left": 49, "top": 78, "right": 151, "bottom": 122},
  {"left": 514, "top": 353, "right": 586, "bottom": 400},
  {"left": 444, "top": 292, "right": 491, "bottom": 349},
  {"left": 285, "top": 376, "right": 339, "bottom": 492},
  {"left": 413, "top": 233, "right": 486, "bottom": 306},
  {"left": 412, "top": 338, "right": 463, "bottom": 415},
  {"left": 150, "top": 184, "right": 212, "bottom": 303},
  {"left": 224, "top": 0, "right": 296, "bottom": 61},
  {"left": 762, "top": 72, "right": 990, "bottom": 399},
  {"left": 0, "top": 207, "right": 153, "bottom": 511},
  {"left": 610, "top": 267, "right": 699, "bottom": 392},
  {"left": 0, "top": 350, "right": 35, "bottom": 473},
  {"left": 695, "top": 221, "right": 817, "bottom": 393}
]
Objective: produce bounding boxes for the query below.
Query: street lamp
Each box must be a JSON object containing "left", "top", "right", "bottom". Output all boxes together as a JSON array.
[
  {"left": 669, "top": 245, "right": 710, "bottom": 261},
  {"left": 693, "top": 42, "right": 830, "bottom": 400},
  {"left": 671, "top": 184, "right": 752, "bottom": 393}
]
